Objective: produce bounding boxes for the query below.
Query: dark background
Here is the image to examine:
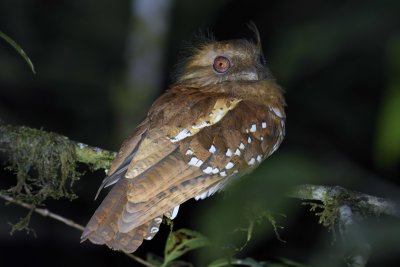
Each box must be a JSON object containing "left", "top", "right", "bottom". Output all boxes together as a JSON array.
[{"left": 1, "top": 0, "right": 400, "bottom": 266}]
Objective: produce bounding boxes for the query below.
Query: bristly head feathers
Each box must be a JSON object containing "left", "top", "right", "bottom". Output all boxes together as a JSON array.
[{"left": 174, "top": 24, "right": 271, "bottom": 87}]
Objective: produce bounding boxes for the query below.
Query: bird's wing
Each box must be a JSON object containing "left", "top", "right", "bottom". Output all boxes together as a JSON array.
[
  {"left": 117, "top": 89, "right": 244, "bottom": 205},
  {"left": 192, "top": 99, "right": 286, "bottom": 200},
  {"left": 82, "top": 87, "right": 285, "bottom": 252},
  {"left": 94, "top": 119, "right": 149, "bottom": 198},
  {"left": 82, "top": 89, "right": 242, "bottom": 244},
  {"left": 117, "top": 89, "right": 285, "bottom": 231}
]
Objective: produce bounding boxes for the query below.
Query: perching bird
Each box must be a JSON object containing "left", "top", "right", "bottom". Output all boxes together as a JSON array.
[{"left": 81, "top": 26, "right": 286, "bottom": 253}]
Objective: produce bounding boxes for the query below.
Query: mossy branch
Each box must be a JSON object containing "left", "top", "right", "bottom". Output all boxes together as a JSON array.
[
  {"left": 0, "top": 123, "right": 116, "bottom": 231},
  {"left": 0, "top": 124, "right": 116, "bottom": 172}
]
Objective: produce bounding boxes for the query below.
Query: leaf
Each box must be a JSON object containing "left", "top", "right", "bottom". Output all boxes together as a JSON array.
[
  {"left": 374, "top": 36, "right": 400, "bottom": 167},
  {"left": 375, "top": 86, "right": 400, "bottom": 166},
  {"left": 163, "top": 228, "right": 210, "bottom": 266},
  {"left": 0, "top": 31, "right": 36, "bottom": 74}
]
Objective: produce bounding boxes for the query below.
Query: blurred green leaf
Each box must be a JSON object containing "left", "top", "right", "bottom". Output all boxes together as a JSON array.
[
  {"left": 375, "top": 36, "right": 400, "bottom": 166},
  {"left": 208, "top": 257, "right": 264, "bottom": 267},
  {"left": 276, "top": 258, "right": 309, "bottom": 267},
  {"left": 163, "top": 228, "right": 210, "bottom": 267},
  {"left": 0, "top": 31, "right": 36, "bottom": 74},
  {"left": 208, "top": 257, "right": 308, "bottom": 267}
]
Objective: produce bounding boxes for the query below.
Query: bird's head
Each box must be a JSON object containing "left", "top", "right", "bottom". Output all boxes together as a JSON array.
[{"left": 175, "top": 26, "right": 272, "bottom": 87}]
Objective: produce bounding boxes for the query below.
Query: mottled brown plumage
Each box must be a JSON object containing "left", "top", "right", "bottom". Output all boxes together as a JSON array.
[{"left": 81, "top": 28, "right": 286, "bottom": 253}]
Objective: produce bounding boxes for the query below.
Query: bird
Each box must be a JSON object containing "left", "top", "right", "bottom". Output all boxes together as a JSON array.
[{"left": 81, "top": 26, "right": 286, "bottom": 253}]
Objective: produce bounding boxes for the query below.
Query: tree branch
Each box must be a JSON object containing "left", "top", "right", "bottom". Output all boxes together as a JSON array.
[
  {"left": 288, "top": 184, "right": 400, "bottom": 218},
  {"left": 0, "top": 123, "right": 116, "bottom": 171}
]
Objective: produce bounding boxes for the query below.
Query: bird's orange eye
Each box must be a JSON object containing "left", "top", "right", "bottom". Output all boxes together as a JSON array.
[{"left": 213, "top": 56, "right": 231, "bottom": 73}]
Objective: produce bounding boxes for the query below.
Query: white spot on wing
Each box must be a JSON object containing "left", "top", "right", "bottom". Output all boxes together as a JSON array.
[
  {"left": 195, "top": 159, "right": 203, "bottom": 167},
  {"left": 220, "top": 171, "right": 227, "bottom": 177},
  {"left": 225, "top": 162, "right": 234, "bottom": 169},
  {"left": 260, "top": 136, "right": 264, "bottom": 141},
  {"left": 212, "top": 168, "right": 219, "bottom": 174},
  {"left": 188, "top": 157, "right": 203, "bottom": 167},
  {"left": 154, "top": 217, "right": 162, "bottom": 224},
  {"left": 226, "top": 148, "right": 232, "bottom": 157},
  {"left": 239, "top": 143, "right": 245, "bottom": 150},
  {"left": 234, "top": 149, "right": 241, "bottom": 156},
  {"left": 195, "top": 180, "right": 227, "bottom": 200},
  {"left": 203, "top": 166, "right": 213, "bottom": 174},
  {"left": 257, "top": 155, "right": 262, "bottom": 162},
  {"left": 171, "top": 205, "right": 180, "bottom": 219},
  {"left": 248, "top": 158, "right": 255, "bottom": 165},
  {"left": 214, "top": 109, "right": 225, "bottom": 122},
  {"left": 171, "top": 129, "right": 191, "bottom": 143},
  {"left": 262, "top": 121, "right": 267, "bottom": 129},
  {"left": 150, "top": 227, "right": 159, "bottom": 234},
  {"left": 195, "top": 191, "right": 208, "bottom": 201},
  {"left": 248, "top": 137, "right": 252, "bottom": 143},
  {"left": 188, "top": 157, "right": 198, "bottom": 166},
  {"left": 209, "top": 144, "right": 216, "bottom": 154},
  {"left": 250, "top": 124, "right": 256, "bottom": 132},
  {"left": 185, "top": 149, "right": 193, "bottom": 155}
]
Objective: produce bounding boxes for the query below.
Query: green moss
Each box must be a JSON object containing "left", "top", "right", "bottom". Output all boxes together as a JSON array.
[
  {"left": 1, "top": 125, "right": 81, "bottom": 230},
  {"left": 233, "top": 210, "right": 286, "bottom": 253},
  {"left": 9, "top": 208, "right": 36, "bottom": 235},
  {"left": 304, "top": 189, "right": 355, "bottom": 239},
  {"left": 306, "top": 200, "right": 340, "bottom": 237},
  {"left": 74, "top": 142, "right": 115, "bottom": 171}
]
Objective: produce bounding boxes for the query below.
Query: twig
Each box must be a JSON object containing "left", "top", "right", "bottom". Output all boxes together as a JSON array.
[
  {"left": 0, "top": 193, "right": 84, "bottom": 231},
  {"left": 0, "top": 192, "right": 154, "bottom": 267}
]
